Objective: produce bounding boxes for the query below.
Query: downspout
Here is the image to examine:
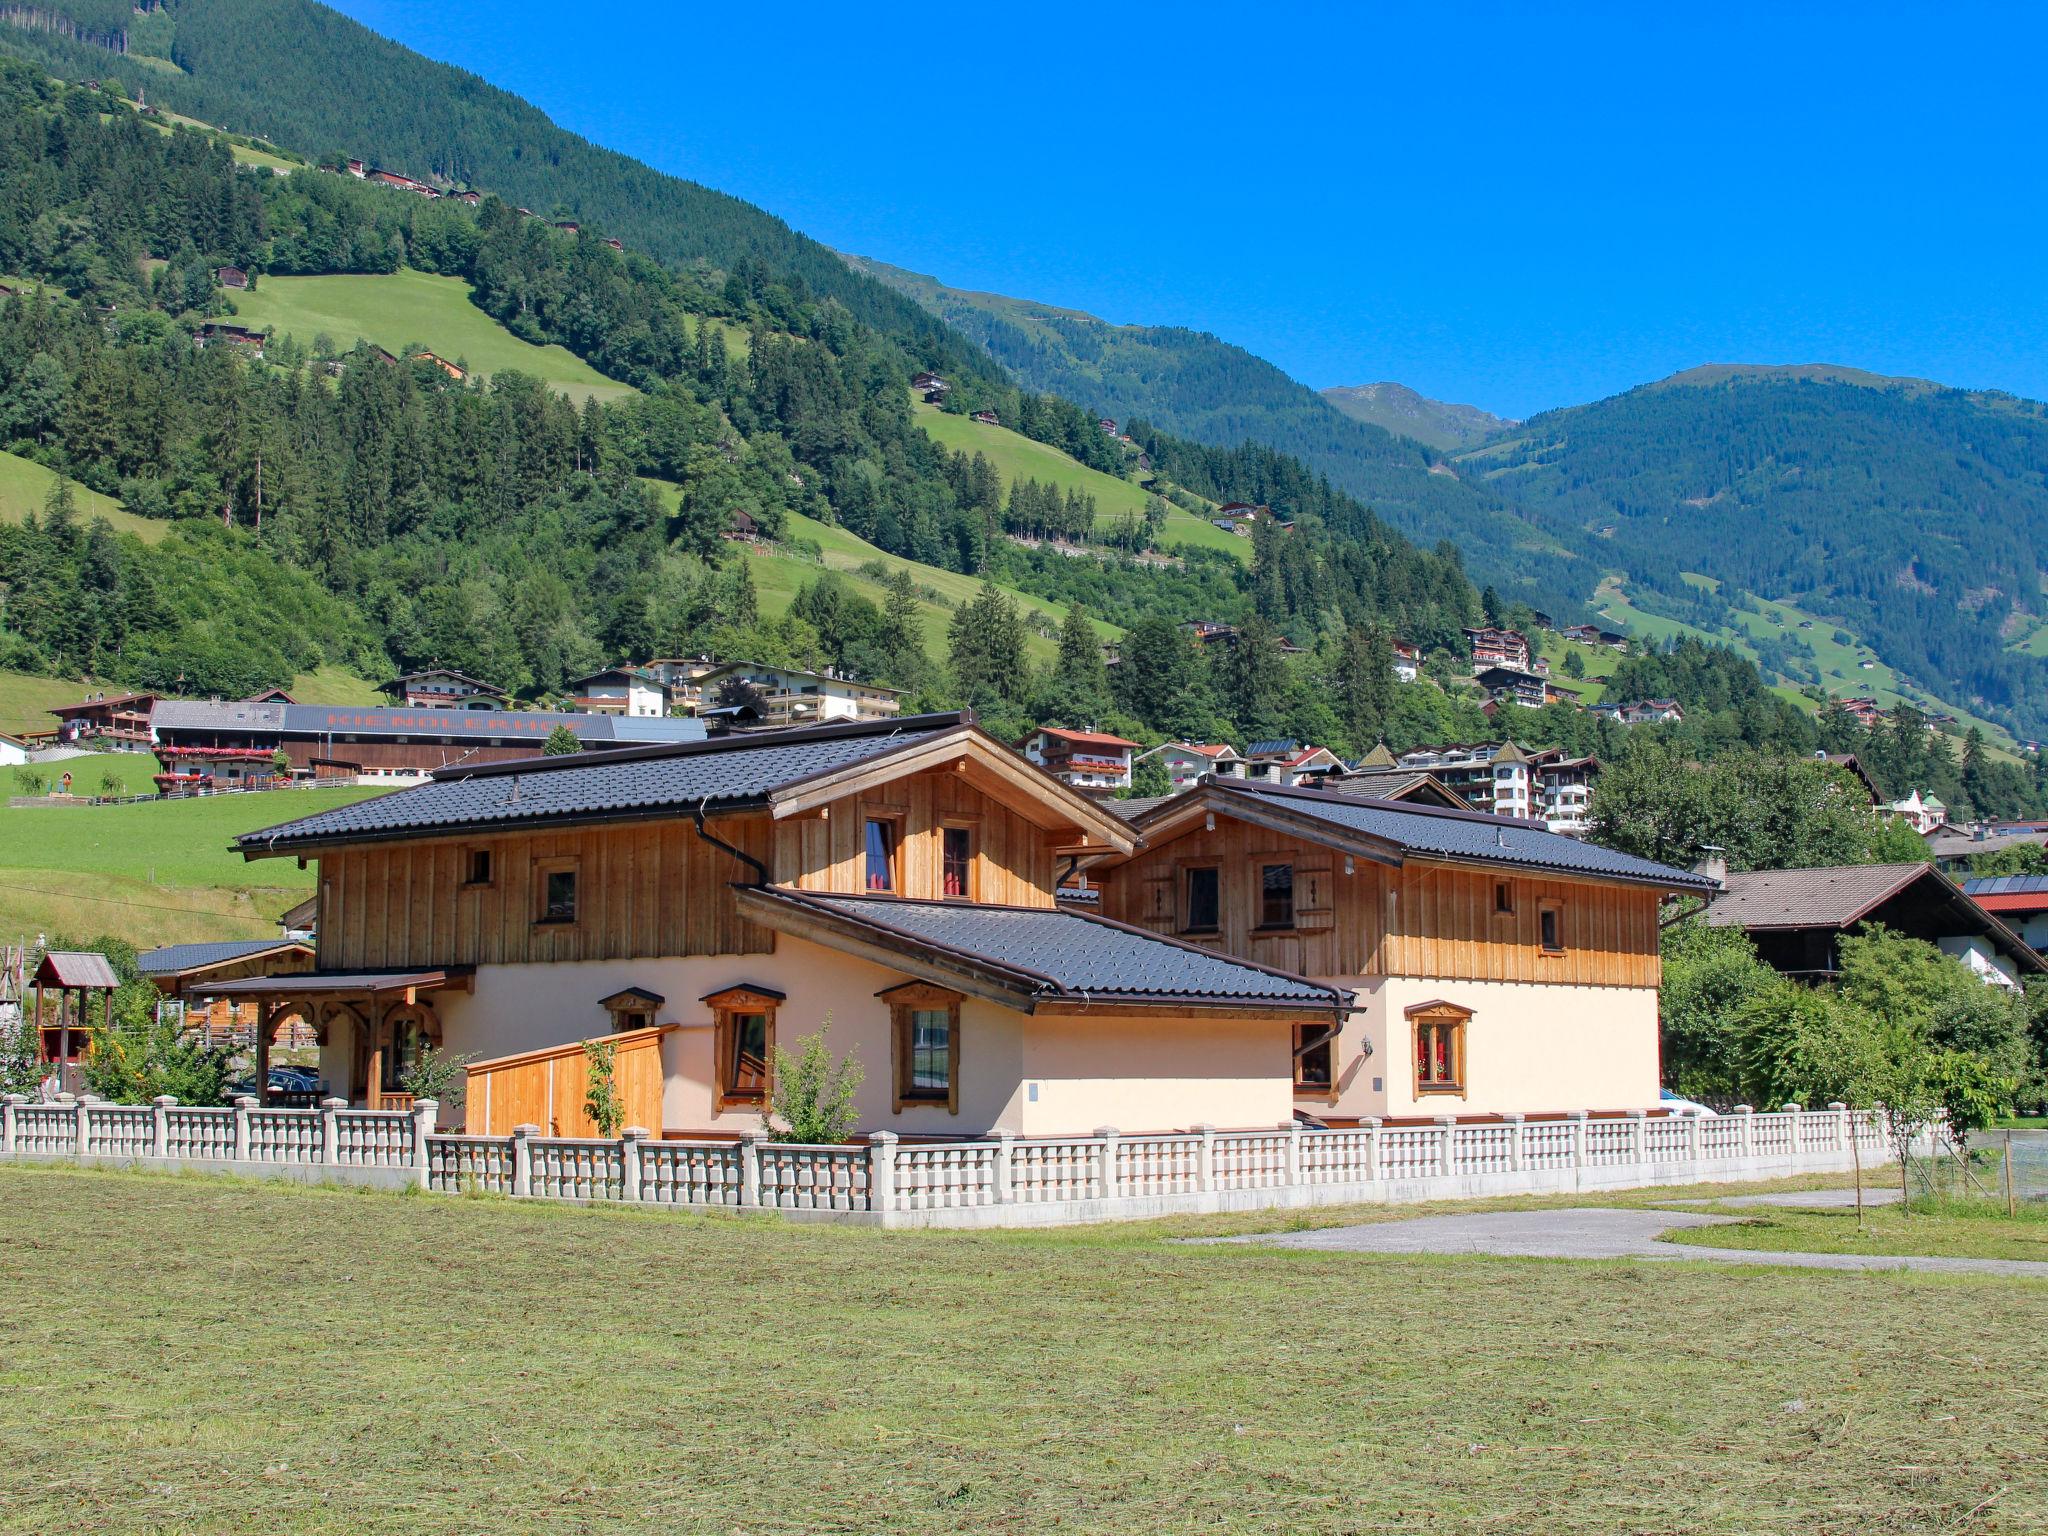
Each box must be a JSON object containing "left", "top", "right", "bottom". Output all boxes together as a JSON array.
[{"left": 693, "top": 795, "right": 769, "bottom": 887}]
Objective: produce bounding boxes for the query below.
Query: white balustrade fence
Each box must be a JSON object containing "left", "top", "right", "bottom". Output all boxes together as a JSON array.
[{"left": 0, "top": 1095, "right": 1903, "bottom": 1229}]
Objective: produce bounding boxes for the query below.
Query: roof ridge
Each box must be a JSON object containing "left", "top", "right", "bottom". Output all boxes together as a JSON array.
[{"left": 437, "top": 711, "right": 969, "bottom": 782}]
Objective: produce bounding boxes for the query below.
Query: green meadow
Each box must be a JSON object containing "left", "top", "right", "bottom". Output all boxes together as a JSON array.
[
  {"left": 231, "top": 268, "right": 638, "bottom": 403},
  {"left": 910, "top": 399, "right": 1246, "bottom": 561}
]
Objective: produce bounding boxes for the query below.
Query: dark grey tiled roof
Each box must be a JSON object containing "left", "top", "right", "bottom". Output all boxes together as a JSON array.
[
  {"left": 1208, "top": 781, "right": 1716, "bottom": 890},
  {"left": 1105, "top": 794, "right": 1174, "bottom": 822},
  {"left": 154, "top": 698, "right": 703, "bottom": 745},
  {"left": 758, "top": 890, "right": 1347, "bottom": 1009},
  {"left": 237, "top": 717, "right": 963, "bottom": 854},
  {"left": 137, "top": 939, "right": 307, "bottom": 976}
]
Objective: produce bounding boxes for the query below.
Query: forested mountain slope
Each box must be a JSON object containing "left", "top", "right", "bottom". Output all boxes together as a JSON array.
[
  {"left": 844, "top": 254, "right": 1595, "bottom": 622},
  {"left": 1458, "top": 367, "right": 2048, "bottom": 738},
  {"left": 0, "top": 0, "right": 990, "bottom": 377}
]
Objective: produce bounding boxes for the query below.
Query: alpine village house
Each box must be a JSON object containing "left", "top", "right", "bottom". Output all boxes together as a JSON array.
[{"left": 217, "top": 713, "right": 1711, "bottom": 1139}]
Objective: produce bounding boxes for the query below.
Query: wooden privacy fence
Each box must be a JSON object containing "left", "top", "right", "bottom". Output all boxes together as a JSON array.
[
  {"left": 0, "top": 1096, "right": 1915, "bottom": 1228},
  {"left": 464, "top": 1024, "right": 673, "bottom": 1137}
]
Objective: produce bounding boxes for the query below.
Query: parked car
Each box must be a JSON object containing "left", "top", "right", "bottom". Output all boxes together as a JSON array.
[
  {"left": 224, "top": 1066, "right": 327, "bottom": 1100},
  {"left": 1660, "top": 1089, "right": 1719, "bottom": 1117}
]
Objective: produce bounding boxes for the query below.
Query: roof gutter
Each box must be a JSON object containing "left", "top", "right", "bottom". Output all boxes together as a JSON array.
[{"left": 693, "top": 797, "right": 768, "bottom": 888}]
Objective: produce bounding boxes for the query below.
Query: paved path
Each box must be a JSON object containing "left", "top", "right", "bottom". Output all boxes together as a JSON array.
[
  {"left": 1664, "top": 1187, "right": 1903, "bottom": 1209},
  {"left": 1201, "top": 1206, "right": 2048, "bottom": 1277}
]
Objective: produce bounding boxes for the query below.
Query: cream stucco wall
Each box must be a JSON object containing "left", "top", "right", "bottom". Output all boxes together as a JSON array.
[
  {"left": 1303, "top": 975, "right": 1662, "bottom": 1121},
  {"left": 348, "top": 941, "right": 1286, "bottom": 1137},
  {"left": 1018, "top": 1013, "right": 1296, "bottom": 1135}
]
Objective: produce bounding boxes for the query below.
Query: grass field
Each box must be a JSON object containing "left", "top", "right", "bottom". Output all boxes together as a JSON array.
[
  {"left": 0, "top": 1165, "right": 2040, "bottom": 1534},
  {"left": 0, "top": 786, "right": 383, "bottom": 945},
  {"left": 0, "top": 449, "right": 165, "bottom": 544},
  {"left": 231, "top": 269, "right": 638, "bottom": 404},
  {"left": 0, "top": 669, "right": 85, "bottom": 738},
  {"left": 1661, "top": 1194, "right": 2048, "bottom": 1263},
  {"left": 910, "top": 399, "right": 1246, "bottom": 561}
]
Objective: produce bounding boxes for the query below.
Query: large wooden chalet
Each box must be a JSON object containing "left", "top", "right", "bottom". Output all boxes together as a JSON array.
[{"left": 214, "top": 713, "right": 1709, "bottom": 1137}]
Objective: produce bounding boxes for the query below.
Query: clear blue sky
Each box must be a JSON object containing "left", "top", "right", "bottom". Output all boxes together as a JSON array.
[{"left": 331, "top": 2, "right": 2047, "bottom": 419}]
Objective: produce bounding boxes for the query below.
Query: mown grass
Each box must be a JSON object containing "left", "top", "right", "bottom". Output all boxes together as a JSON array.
[
  {"left": 0, "top": 786, "right": 379, "bottom": 890},
  {"left": 231, "top": 268, "right": 637, "bottom": 404},
  {"left": 0, "top": 787, "right": 378, "bottom": 943},
  {"left": 0, "top": 865, "right": 295, "bottom": 947},
  {"left": 0, "top": 669, "right": 87, "bottom": 739},
  {"left": 0, "top": 1165, "right": 2040, "bottom": 1535},
  {"left": 1662, "top": 1194, "right": 2048, "bottom": 1264}
]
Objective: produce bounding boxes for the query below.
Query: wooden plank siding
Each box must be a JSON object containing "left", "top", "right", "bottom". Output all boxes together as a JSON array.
[
  {"left": 466, "top": 1025, "right": 672, "bottom": 1136},
  {"left": 315, "top": 768, "right": 1058, "bottom": 972},
  {"left": 774, "top": 768, "right": 1057, "bottom": 907},
  {"left": 1098, "top": 817, "right": 1660, "bottom": 987}
]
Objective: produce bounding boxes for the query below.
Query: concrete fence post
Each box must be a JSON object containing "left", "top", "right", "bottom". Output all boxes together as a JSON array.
[
  {"left": 619, "top": 1126, "right": 647, "bottom": 1203},
  {"left": 992, "top": 1128, "right": 1016, "bottom": 1204},
  {"left": 866, "top": 1130, "right": 898, "bottom": 1214},
  {"left": 1096, "top": 1126, "right": 1121, "bottom": 1201},
  {"left": 319, "top": 1096, "right": 345, "bottom": 1166},
  {"left": 739, "top": 1126, "right": 768, "bottom": 1208},
  {"left": 1567, "top": 1110, "right": 1589, "bottom": 1172},
  {"left": 510, "top": 1122, "right": 538, "bottom": 1198},
  {"left": 74, "top": 1095, "right": 91, "bottom": 1156},
  {"left": 1503, "top": 1112, "right": 1526, "bottom": 1173},
  {"left": 1, "top": 1093, "right": 21, "bottom": 1155},
  {"left": 1281, "top": 1119, "right": 1301, "bottom": 1187},
  {"left": 1626, "top": 1108, "right": 1647, "bottom": 1167},
  {"left": 1684, "top": 1107, "right": 1703, "bottom": 1163},
  {"left": 231, "top": 1095, "right": 255, "bottom": 1163},
  {"left": 1828, "top": 1101, "right": 1848, "bottom": 1151},
  {"left": 151, "top": 1094, "right": 174, "bottom": 1159},
  {"left": 1434, "top": 1115, "right": 1458, "bottom": 1178},
  {"left": 1362, "top": 1117, "right": 1383, "bottom": 1181},
  {"left": 1194, "top": 1123, "right": 1216, "bottom": 1193},
  {"left": 411, "top": 1099, "right": 439, "bottom": 1189},
  {"left": 1735, "top": 1104, "right": 1754, "bottom": 1157}
]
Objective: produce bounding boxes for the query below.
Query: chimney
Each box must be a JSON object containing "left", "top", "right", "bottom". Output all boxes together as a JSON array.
[{"left": 1694, "top": 845, "right": 1728, "bottom": 888}]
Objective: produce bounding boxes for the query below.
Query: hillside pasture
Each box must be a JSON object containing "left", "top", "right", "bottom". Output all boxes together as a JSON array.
[
  {"left": 0, "top": 449, "right": 165, "bottom": 543},
  {"left": 230, "top": 268, "right": 637, "bottom": 403},
  {"left": 911, "top": 399, "right": 1246, "bottom": 561}
]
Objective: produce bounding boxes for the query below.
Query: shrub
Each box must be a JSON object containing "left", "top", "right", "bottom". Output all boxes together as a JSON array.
[
  {"left": 399, "top": 1043, "right": 477, "bottom": 1110},
  {"left": 582, "top": 1037, "right": 623, "bottom": 1136},
  {"left": 766, "top": 1021, "right": 863, "bottom": 1144}
]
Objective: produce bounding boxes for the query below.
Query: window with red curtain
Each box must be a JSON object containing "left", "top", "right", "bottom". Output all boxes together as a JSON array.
[
  {"left": 864, "top": 818, "right": 897, "bottom": 892},
  {"left": 942, "top": 825, "right": 972, "bottom": 898}
]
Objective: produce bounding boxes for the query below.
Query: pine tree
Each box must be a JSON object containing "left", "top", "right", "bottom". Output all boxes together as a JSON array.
[
  {"left": 1335, "top": 621, "right": 1393, "bottom": 755},
  {"left": 947, "top": 581, "right": 1028, "bottom": 709},
  {"left": 1037, "top": 602, "right": 1111, "bottom": 725}
]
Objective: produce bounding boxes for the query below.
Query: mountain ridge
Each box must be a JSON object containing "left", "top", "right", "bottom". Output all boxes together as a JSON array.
[{"left": 1321, "top": 381, "right": 1514, "bottom": 452}]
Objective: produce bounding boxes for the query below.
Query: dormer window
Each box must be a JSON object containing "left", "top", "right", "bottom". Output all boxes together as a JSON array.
[{"left": 864, "top": 817, "right": 899, "bottom": 892}]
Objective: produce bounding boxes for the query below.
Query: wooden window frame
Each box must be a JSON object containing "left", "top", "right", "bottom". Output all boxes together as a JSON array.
[
  {"left": 1293, "top": 1022, "right": 1337, "bottom": 1098},
  {"left": 1539, "top": 899, "right": 1565, "bottom": 955},
  {"left": 464, "top": 847, "right": 494, "bottom": 888},
  {"left": 882, "top": 981, "right": 962, "bottom": 1114},
  {"left": 1493, "top": 879, "right": 1515, "bottom": 917},
  {"left": 1178, "top": 859, "right": 1222, "bottom": 936},
  {"left": 862, "top": 811, "right": 905, "bottom": 895},
  {"left": 1257, "top": 861, "right": 1296, "bottom": 932},
  {"left": 704, "top": 985, "right": 784, "bottom": 1111},
  {"left": 938, "top": 816, "right": 980, "bottom": 902},
  {"left": 1408, "top": 1000, "right": 1472, "bottom": 1098},
  {"left": 533, "top": 857, "right": 580, "bottom": 926}
]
